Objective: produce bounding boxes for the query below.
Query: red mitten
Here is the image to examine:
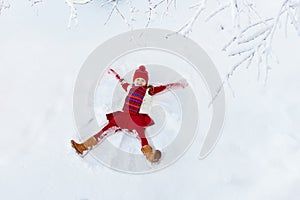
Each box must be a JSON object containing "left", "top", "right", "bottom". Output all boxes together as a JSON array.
[
  {"left": 167, "top": 79, "right": 188, "bottom": 89},
  {"left": 108, "top": 68, "right": 123, "bottom": 82}
]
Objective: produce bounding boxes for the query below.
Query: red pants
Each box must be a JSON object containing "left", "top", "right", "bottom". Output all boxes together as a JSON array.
[{"left": 93, "top": 118, "right": 149, "bottom": 147}]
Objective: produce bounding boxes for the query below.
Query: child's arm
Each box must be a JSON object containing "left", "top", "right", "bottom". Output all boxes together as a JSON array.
[
  {"left": 108, "top": 68, "right": 131, "bottom": 92},
  {"left": 148, "top": 79, "right": 188, "bottom": 95}
]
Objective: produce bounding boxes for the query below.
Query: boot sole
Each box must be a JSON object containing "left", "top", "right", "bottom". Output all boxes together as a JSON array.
[{"left": 153, "top": 150, "right": 162, "bottom": 162}]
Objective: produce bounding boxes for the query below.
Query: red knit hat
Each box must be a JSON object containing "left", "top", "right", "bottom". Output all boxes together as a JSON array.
[{"left": 133, "top": 65, "right": 148, "bottom": 83}]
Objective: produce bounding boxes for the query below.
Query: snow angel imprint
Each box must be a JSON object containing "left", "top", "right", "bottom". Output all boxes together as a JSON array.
[{"left": 71, "top": 65, "right": 188, "bottom": 163}]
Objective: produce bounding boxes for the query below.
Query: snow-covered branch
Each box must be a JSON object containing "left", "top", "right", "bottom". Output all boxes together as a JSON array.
[
  {"left": 198, "top": 0, "right": 300, "bottom": 103},
  {"left": 115, "top": 3, "right": 132, "bottom": 28},
  {"left": 205, "top": 2, "right": 231, "bottom": 22},
  {"left": 60, "top": 0, "right": 300, "bottom": 103},
  {"left": 65, "top": 0, "right": 78, "bottom": 27},
  {"left": 103, "top": 0, "right": 133, "bottom": 28},
  {"left": 0, "top": 0, "right": 10, "bottom": 14},
  {"left": 286, "top": 0, "right": 300, "bottom": 35},
  {"left": 176, "top": 0, "right": 207, "bottom": 36},
  {"left": 223, "top": 0, "right": 299, "bottom": 84},
  {"left": 73, "top": 0, "right": 93, "bottom": 4},
  {"left": 231, "top": 0, "right": 241, "bottom": 29},
  {"left": 29, "top": 0, "right": 43, "bottom": 6},
  {"left": 104, "top": 0, "right": 118, "bottom": 25},
  {"left": 2, "top": 0, "right": 300, "bottom": 111},
  {"left": 145, "top": 0, "right": 153, "bottom": 28},
  {"left": 173, "top": 0, "right": 298, "bottom": 82}
]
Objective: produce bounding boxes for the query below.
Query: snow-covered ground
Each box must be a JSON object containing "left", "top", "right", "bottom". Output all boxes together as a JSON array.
[{"left": 1, "top": 1, "right": 300, "bottom": 199}]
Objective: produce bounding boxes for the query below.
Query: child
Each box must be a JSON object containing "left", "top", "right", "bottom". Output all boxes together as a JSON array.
[{"left": 71, "top": 65, "right": 188, "bottom": 163}]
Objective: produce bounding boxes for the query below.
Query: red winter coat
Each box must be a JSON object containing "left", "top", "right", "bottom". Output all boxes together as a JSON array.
[{"left": 105, "top": 83, "right": 166, "bottom": 130}]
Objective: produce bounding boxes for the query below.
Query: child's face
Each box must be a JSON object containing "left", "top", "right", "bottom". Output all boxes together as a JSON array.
[{"left": 134, "top": 78, "right": 147, "bottom": 86}]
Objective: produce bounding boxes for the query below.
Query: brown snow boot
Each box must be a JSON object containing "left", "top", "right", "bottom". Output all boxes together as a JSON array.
[
  {"left": 141, "top": 145, "right": 161, "bottom": 163},
  {"left": 71, "top": 137, "right": 98, "bottom": 155}
]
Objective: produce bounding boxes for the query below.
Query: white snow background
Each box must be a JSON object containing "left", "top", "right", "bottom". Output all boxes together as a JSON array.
[{"left": 1, "top": 0, "right": 300, "bottom": 200}]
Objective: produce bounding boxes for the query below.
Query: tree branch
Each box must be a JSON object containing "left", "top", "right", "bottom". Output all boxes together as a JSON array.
[{"left": 0, "top": 0, "right": 10, "bottom": 14}]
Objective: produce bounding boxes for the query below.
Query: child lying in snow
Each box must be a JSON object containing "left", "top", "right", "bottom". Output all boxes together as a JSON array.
[{"left": 71, "top": 65, "right": 188, "bottom": 163}]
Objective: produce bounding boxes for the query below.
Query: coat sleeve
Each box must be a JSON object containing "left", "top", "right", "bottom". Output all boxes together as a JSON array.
[
  {"left": 121, "top": 82, "right": 130, "bottom": 92},
  {"left": 148, "top": 85, "right": 167, "bottom": 96},
  {"left": 148, "top": 80, "right": 188, "bottom": 95}
]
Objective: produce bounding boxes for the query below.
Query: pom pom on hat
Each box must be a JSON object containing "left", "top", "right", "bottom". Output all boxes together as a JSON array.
[
  {"left": 133, "top": 65, "right": 149, "bottom": 83},
  {"left": 139, "top": 65, "right": 146, "bottom": 71}
]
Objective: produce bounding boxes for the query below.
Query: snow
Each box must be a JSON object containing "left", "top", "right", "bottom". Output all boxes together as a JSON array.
[{"left": 1, "top": 0, "right": 300, "bottom": 200}]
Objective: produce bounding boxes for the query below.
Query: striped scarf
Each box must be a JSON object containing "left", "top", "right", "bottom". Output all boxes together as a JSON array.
[{"left": 123, "top": 86, "right": 147, "bottom": 114}]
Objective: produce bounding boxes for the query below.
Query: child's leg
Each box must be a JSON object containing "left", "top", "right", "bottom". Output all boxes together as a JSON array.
[
  {"left": 71, "top": 119, "right": 119, "bottom": 155},
  {"left": 93, "top": 119, "right": 118, "bottom": 142},
  {"left": 136, "top": 127, "right": 162, "bottom": 163},
  {"left": 135, "top": 127, "right": 149, "bottom": 146}
]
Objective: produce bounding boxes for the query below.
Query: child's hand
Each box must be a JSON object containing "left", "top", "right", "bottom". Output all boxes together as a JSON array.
[
  {"left": 108, "top": 68, "right": 123, "bottom": 82},
  {"left": 177, "top": 79, "right": 189, "bottom": 88},
  {"left": 167, "top": 79, "right": 189, "bottom": 89}
]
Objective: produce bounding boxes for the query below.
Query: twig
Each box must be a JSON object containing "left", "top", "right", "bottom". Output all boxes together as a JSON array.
[
  {"left": 73, "top": 0, "right": 93, "bottom": 5},
  {"left": 238, "top": 24, "right": 272, "bottom": 44},
  {"left": 100, "top": 0, "right": 115, "bottom": 7},
  {"left": 231, "top": 0, "right": 241, "bottom": 29},
  {"left": 176, "top": 0, "right": 208, "bottom": 36},
  {"left": 240, "top": 17, "right": 273, "bottom": 35},
  {"left": 222, "top": 36, "right": 237, "bottom": 51},
  {"left": 227, "top": 50, "right": 255, "bottom": 78},
  {"left": 286, "top": 1, "right": 300, "bottom": 35},
  {"left": 145, "top": 0, "right": 153, "bottom": 28},
  {"left": 153, "top": 0, "right": 167, "bottom": 10},
  {"left": 65, "top": 0, "right": 78, "bottom": 28},
  {"left": 268, "top": 0, "right": 289, "bottom": 48},
  {"left": 115, "top": 4, "right": 132, "bottom": 28},
  {"left": 284, "top": 7, "right": 289, "bottom": 37},
  {"left": 0, "top": 0, "right": 10, "bottom": 14},
  {"left": 163, "top": 0, "right": 175, "bottom": 16},
  {"left": 127, "top": 0, "right": 138, "bottom": 23},
  {"left": 205, "top": 2, "right": 231, "bottom": 22},
  {"left": 104, "top": 0, "right": 118, "bottom": 25},
  {"left": 29, "top": 0, "right": 42, "bottom": 6},
  {"left": 243, "top": 0, "right": 264, "bottom": 22},
  {"left": 209, "top": 50, "right": 255, "bottom": 107}
]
